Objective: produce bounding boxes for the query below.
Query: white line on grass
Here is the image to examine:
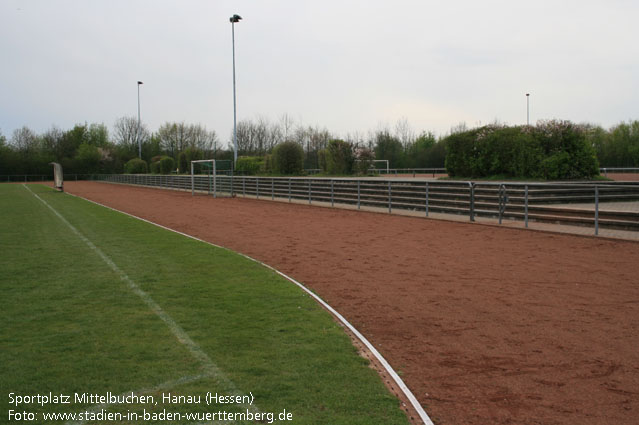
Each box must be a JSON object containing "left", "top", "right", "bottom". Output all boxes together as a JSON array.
[
  {"left": 24, "top": 185, "right": 256, "bottom": 425},
  {"left": 64, "top": 185, "right": 435, "bottom": 425}
]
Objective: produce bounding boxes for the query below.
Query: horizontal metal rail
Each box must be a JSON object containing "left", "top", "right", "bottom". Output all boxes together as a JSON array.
[{"left": 90, "top": 174, "right": 639, "bottom": 234}]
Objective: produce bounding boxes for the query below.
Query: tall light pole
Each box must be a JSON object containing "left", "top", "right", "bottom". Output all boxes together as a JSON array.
[
  {"left": 230, "top": 14, "right": 242, "bottom": 165},
  {"left": 526, "top": 93, "right": 530, "bottom": 126},
  {"left": 137, "top": 81, "right": 143, "bottom": 158}
]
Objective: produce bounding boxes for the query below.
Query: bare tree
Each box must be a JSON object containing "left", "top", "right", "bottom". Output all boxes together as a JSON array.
[
  {"left": 394, "top": 117, "right": 415, "bottom": 149},
  {"left": 10, "top": 126, "right": 39, "bottom": 153},
  {"left": 40, "top": 126, "right": 64, "bottom": 157},
  {"left": 113, "top": 116, "right": 149, "bottom": 152},
  {"left": 188, "top": 124, "right": 218, "bottom": 156},
  {"left": 279, "top": 113, "right": 295, "bottom": 141}
]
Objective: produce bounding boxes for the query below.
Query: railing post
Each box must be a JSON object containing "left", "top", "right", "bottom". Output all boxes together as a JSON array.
[
  {"left": 331, "top": 180, "right": 334, "bottom": 207},
  {"left": 595, "top": 185, "right": 599, "bottom": 236},
  {"left": 425, "top": 182, "right": 429, "bottom": 217},
  {"left": 256, "top": 177, "right": 260, "bottom": 199},
  {"left": 469, "top": 182, "right": 475, "bottom": 222},
  {"left": 388, "top": 181, "right": 392, "bottom": 213},
  {"left": 288, "top": 178, "right": 292, "bottom": 202},
  {"left": 498, "top": 184, "right": 507, "bottom": 225},
  {"left": 271, "top": 178, "right": 275, "bottom": 200},
  {"left": 525, "top": 185, "right": 529, "bottom": 228},
  {"left": 308, "top": 180, "right": 311, "bottom": 204},
  {"left": 357, "top": 180, "right": 361, "bottom": 210},
  {"left": 191, "top": 163, "right": 194, "bottom": 196}
]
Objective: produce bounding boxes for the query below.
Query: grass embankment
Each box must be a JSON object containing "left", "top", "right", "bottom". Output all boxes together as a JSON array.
[{"left": 0, "top": 184, "right": 409, "bottom": 425}]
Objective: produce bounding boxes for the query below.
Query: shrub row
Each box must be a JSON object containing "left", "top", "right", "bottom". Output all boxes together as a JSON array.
[{"left": 444, "top": 121, "right": 599, "bottom": 179}]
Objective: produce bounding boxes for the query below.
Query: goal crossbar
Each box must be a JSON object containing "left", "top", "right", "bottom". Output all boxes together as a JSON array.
[{"left": 354, "top": 159, "right": 389, "bottom": 173}]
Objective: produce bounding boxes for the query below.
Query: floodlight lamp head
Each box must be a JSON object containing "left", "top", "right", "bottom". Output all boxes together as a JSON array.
[
  {"left": 230, "top": 14, "right": 242, "bottom": 23},
  {"left": 138, "top": 81, "right": 143, "bottom": 85}
]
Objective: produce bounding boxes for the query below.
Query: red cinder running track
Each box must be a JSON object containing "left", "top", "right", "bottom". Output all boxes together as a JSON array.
[{"left": 64, "top": 181, "right": 639, "bottom": 425}]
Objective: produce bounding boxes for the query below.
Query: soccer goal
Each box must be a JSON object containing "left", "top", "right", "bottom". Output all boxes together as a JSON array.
[
  {"left": 190, "top": 159, "right": 234, "bottom": 198},
  {"left": 49, "top": 162, "right": 64, "bottom": 191},
  {"left": 354, "top": 159, "right": 390, "bottom": 174}
]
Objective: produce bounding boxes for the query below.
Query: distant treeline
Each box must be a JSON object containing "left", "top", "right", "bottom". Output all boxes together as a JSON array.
[{"left": 1, "top": 116, "right": 637, "bottom": 178}]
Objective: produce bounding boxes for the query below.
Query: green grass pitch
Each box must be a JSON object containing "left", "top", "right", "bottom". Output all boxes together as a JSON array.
[{"left": 0, "top": 183, "right": 410, "bottom": 425}]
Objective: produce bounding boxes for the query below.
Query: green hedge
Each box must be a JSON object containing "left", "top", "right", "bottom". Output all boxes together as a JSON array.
[
  {"left": 272, "top": 142, "right": 304, "bottom": 175},
  {"left": 124, "top": 158, "right": 148, "bottom": 174},
  {"left": 159, "top": 156, "right": 174, "bottom": 174},
  {"left": 236, "top": 156, "right": 264, "bottom": 175},
  {"left": 321, "top": 139, "right": 354, "bottom": 174},
  {"left": 444, "top": 121, "right": 599, "bottom": 179}
]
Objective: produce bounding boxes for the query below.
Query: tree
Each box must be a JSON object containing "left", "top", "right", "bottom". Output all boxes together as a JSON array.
[
  {"left": 157, "top": 122, "right": 219, "bottom": 159},
  {"left": 40, "top": 126, "right": 64, "bottom": 158},
  {"left": 406, "top": 132, "right": 437, "bottom": 168},
  {"left": 353, "top": 147, "right": 375, "bottom": 175},
  {"left": 373, "top": 130, "right": 404, "bottom": 168},
  {"left": 323, "top": 139, "right": 354, "bottom": 174},
  {"left": 124, "top": 158, "right": 148, "bottom": 174},
  {"left": 231, "top": 117, "right": 282, "bottom": 156},
  {"left": 9, "top": 126, "right": 52, "bottom": 174},
  {"left": 113, "top": 116, "right": 149, "bottom": 156},
  {"left": 10, "top": 126, "right": 39, "bottom": 153},
  {"left": 272, "top": 141, "right": 304, "bottom": 175},
  {"left": 87, "top": 123, "right": 109, "bottom": 147},
  {"left": 394, "top": 117, "right": 415, "bottom": 149},
  {"left": 74, "top": 143, "right": 101, "bottom": 173}
]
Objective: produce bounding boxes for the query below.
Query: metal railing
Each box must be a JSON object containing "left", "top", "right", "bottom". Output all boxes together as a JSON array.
[
  {"left": 600, "top": 167, "right": 639, "bottom": 177},
  {"left": 91, "top": 174, "right": 639, "bottom": 235},
  {"left": 1, "top": 174, "right": 96, "bottom": 182},
  {"left": 377, "top": 168, "right": 447, "bottom": 177}
]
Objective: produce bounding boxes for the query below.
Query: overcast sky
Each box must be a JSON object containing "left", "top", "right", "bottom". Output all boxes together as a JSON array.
[{"left": 1, "top": 0, "right": 637, "bottom": 143}]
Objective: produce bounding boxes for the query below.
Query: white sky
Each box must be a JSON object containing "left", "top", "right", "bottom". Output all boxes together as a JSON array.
[{"left": 1, "top": 0, "right": 637, "bottom": 142}]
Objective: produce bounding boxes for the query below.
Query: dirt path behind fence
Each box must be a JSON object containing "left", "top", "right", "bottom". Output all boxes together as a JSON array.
[{"left": 64, "top": 181, "right": 639, "bottom": 425}]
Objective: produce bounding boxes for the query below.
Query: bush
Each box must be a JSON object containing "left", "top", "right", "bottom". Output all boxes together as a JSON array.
[
  {"left": 374, "top": 132, "right": 405, "bottom": 168},
  {"left": 272, "top": 141, "right": 304, "bottom": 175},
  {"left": 177, "top": 152, "right": 187, "bottom": 173},
  {"left": 263, "top": 154, "right": 273, "bottom": 174},
  {"left": 236, "top": 156, "right": 264, "bottom": 175},
  {"left": 533, "top": 120, "right": 599, "bottom": 179},
  {"left": 149, "top": 161, "right": 161, "bottom": 174},
  {"left": 125, "top": 158, "right": 148, "bottom": 174},
  {"left": 324, "top": 139, "right": 354, "bottom": 174},
  {"left": 353, "top": 147, "right": 375, "bottom": 175},
  {"left": 318, "top": 149, "right": 327, "bottom": 172},
  {"left": 159, "top": 156, "right": 175, "bottom": 174},
  {"left": 444, "top": 122, "right": 598, "bottom": 179}
]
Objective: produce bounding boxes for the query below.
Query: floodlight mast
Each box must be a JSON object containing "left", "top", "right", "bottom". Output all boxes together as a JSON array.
[
  {"left": 230, "top": 14, "right": 242, "bottom": 166},
  {"left": 137, "top": 81, "right": 143, "bottom": 158}
]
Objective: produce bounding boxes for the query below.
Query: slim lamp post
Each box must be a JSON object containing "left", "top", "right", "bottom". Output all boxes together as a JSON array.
[
  {"left": 137, "top": 81, "right": 143, "bottom": 158},
  {"left": 526, "top": 93, "right": 530, "bottom": 126},
  {"left": 230, "top": 14, "right": 242, "bottom": 166}
]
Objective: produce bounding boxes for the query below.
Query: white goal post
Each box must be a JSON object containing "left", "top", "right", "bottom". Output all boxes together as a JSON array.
[
  {"left": 190, "top": 159, "right": 234, "bottom": 198},
  {"left": 354, "top": 159, "right": 390, "bottom": 173},
  {"left": 191, "top": 159, "right": 216, "bottom": 197}
]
